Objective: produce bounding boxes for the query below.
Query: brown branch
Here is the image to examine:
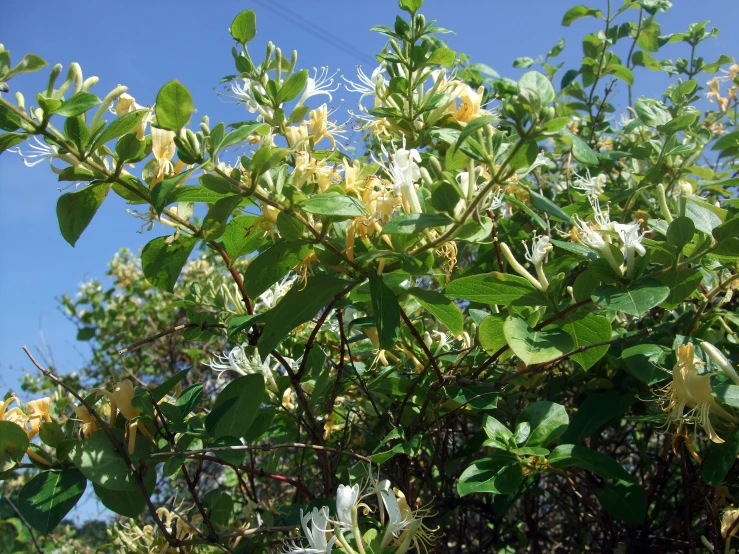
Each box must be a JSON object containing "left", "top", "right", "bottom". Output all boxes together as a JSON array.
[
  {"left": 149, "top": 442, "right": 370, "bottom": 464},
  {"left": 399, "top": 305, "right": 444, "bottom": 382},
  {"left": 3, "top": 496, "right": 43, "bottom": 554},
  {"left": 118, "top": 322, "right": 226, "bottom": 354}
]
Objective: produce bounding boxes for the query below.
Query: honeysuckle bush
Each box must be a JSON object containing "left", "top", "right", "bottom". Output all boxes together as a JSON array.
[{"left": 2, "top": 0, "right": 739, "bottom": 551}]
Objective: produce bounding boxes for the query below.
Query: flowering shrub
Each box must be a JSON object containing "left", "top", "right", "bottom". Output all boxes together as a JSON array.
[{"left": 2, "top": 0, "right": 739, "bottom": 552}]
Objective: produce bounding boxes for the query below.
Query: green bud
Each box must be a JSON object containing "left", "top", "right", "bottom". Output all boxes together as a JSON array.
[
  {"left": 46, "top": 63, "right": 62, "bottom": 97},
  {"left": 428, "top": 155, "right": 443, "bottom": 177},
  {"left": 15, "top": 91, "right": 25, "bottom": 111},
  {"left": 81, "top": 76, "right": 99, "bottom": 91}
]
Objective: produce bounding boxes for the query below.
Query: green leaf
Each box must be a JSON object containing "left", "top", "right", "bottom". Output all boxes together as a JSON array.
[
  {"left": 561, "top": 392, "right": 634, "bottom": 444},
  {"left": 509, "top": 139, "right": 540, "bottom": 170},
  {"left": 206, "top": 374, "right": 264, "bottom": 439},
  {"left": 478, "top": 314, "right": 508, "bottom": 355},
  {"left": 141, "top": 234, "right": 199, "bottom": 293},
  {"left": 175, "top": 383, "right": 203, "bottom": 418},
  {"left": 203, "top": 490, "right": 234, "bottom": 526},
  {"left": 529, "top": 190, "right": 572, "bottom": 222},
  {"left": 230, "top": 10, "right": 257, "bottom": 43},
  {"left": 596, "top": 481, "right": 647, "bottom": 524},
  {"left": 0, "top": 420, "right": 30, "bottom": 471},
  {"left": 561, "top": 313, "right": 612, "bottom": 370},
  {"left": 711, "top": 130, "right": 739, "bottom": 153},
  {"left": 666, "top": 216, "right": 695, "bottom": 250},
  {"left": 635, "top": 97, "right": 670, "bottom": 128},
  {"left": 561, "top": 5, "right": 603, "bottom": 26},
  {"left": 155, "top": 80, "right": 194, "bottom": 131},
  {"left": 5, "top": 53, "right": 47, "bottom": 78},
  {"left": 258, "top": 274, "right": 348, "bottom": 357},
  {"left": 701, "top": 430, "right": 739, "bottom": 487},
  {"left": 202, "top": 196, "right": 241, "bottom": 241},
  {"left": 605, "top": 64, "right": 634, "bottom": 86},
  {"left": 513, "top": 57, "right": 535, "bottom": 69},
  {"left": 277, "top": 69, "right": 308, "bottom": 104},
  {"left": 52, "top": 92, "right": 101, "bottom": 117},
  {"left": 515, "top": 401, "right": 569, "bottom": 447},
  {"left": 445, "top": 272, "right": 547, "bottom": 307},
  {"left": 151, "top": 167, "right": 197, "bottom": 215},
  {"left": 243, "top": 241, "right": 313, "bottom": 298},
  {"left": 151, "top": 368, "right": 190, "bottom": 402},
  {"left": 713, "top": 216, "right": 739, "bottom": 244},
  {"left": 16, "top": 470, "right": 86, "bottom": 534},
  {"left": 483, "top": 416, "right": 514, "bottom": 449},
  {"left": 656, "top": 268, "right": 702, "bottom": 309},
  {"left": 56, "top": 181, "right": 112, "bottom": 247},
  {"left": 549, "top": 444, "right": 632, "bottom": 481},
  {"left": 369, "top": 273, "right": 401, "bottom": 350},
  {"left": 39, "top": 422, "right": 65, "bottom": 448},
  {"left": 453, "top": 115, "right": 497, "bottom": 153},
  {"left": 90, "top": 109, "right": 149, "bottom": 151},
  {"left": 685, "top": 196, "right": 725, "bottom": 235},
  {"left": 713, "top": 385, "right": 739, "bottom": 408},
  {"left": 457, "top": 453, "right": 523, "bottom": 497},
  {"left": 398, "top": 0, "right": 423, "bottom": 14},
  {"left": 503, "top": 317, "right": 573, "bottom": 366},
  {"left": 381, "top": 213, "right": 452, "bottom": 234},
  {"left": 222, "top": 214, "right": 265, "bottom": 262},
  {"left": 428, "top": 47, "right": 456, "bottom": 67},
  {"left": 636, "top": 20, "right": 661, "bottom": 52},
  {"left": 218, "top": 122, "right": 269, "bottom": 150},
  {"left": 70, "top": 429, "right": 155, "bottom": 492},
  {"left": 518, "top": 71, "right": 555, "bottom": 105},
  {"left": 591, "top": 279, "right": 670, "bottom": 316},
  {"left": 622, "top": 343, "right": 671, "bottom": 384},
  {"left": 301, "top": 194, "right": 369, "bottom": 218},
  {"left": 199, "top": 173, "right": 242, "bottom": 195},
  {"left": 408, "top": 287, "right": 464, "bottom": 335},
  {"left": 93, "top": 482, "right": 147, "bottom": 518}
]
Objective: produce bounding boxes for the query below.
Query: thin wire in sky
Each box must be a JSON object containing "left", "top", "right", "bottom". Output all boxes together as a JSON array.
[{"left": 251, "top": 0, "right": 378, "bottom": 66}]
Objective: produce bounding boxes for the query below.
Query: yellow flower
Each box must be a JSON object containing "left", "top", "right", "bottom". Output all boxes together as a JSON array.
[
  {"left": 452, "top": 84, "right": 488, "bottom": 123},
  {"left": 658, "top": 343, "right": 737, "bottom": 443},
  {"left": 706, "top": 76, "right": 733, "bottom": 112},
  {"left": 285, "top": 122, "right": 310, "bottom": 150},
  {"left": 151, "top": 126, "right": 177, "bottom": 180},
  {"left": 70, "top": 402, "right": 99, "bottom": 438},
  {"left": 308, "top": 104, "right": 347, "bottom": 149},
  {"left": 114, "top": 92, "right": 151, "bottom": 140},
  {"left": 96, "top": 379, "right": 152, "bottom": 454},
  {"left": 25, "top": 397, "right": 53, "bottom": 439},
  {"left": 345, "top": 177, "right": 399, "bottom": 261}
]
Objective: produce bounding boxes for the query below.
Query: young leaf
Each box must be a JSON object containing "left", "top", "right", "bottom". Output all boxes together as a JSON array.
[
  {"left": 515, "top": 401, "right": 569, "bottom": 447},
  {"left": 230, "top": 10, "right": 257, "bottom": 43},
  {"left": 155, "top": 80, "right": 194, "bottom": 131}
]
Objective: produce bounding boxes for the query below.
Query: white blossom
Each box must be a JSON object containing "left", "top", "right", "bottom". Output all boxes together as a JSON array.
[{"left": 296, "top": 67, "right": 340, "bottom": 108}]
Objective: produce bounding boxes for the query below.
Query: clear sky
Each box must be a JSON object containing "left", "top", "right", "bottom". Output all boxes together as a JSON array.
[
  {"left": 1, "top": 0, "right": 737, "bottom": 403},
  {"left": 0, "top": 0, "right": 737, "bottom": 526}
]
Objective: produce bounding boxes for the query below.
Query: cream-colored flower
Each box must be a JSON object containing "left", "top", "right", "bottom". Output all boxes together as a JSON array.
[
  {"left": 658, "top": 343, "right": 737, "bottom": 443},
  {"left": 309, "top": 104, "right": 348, "bottom": 149},
  {"left": 452, "top": 83, "right": 488, "bottom": 123},
  {"left": 151, "top": 126, "right": 177, "bottom": 179},
  {"left": 70, "top": 402, "right": 99, "bottom": 438}
]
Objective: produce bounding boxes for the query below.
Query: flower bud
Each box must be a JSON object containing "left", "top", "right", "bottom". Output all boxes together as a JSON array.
[{"left": 46, "top": 63, "right": 63, "bottom": 97}]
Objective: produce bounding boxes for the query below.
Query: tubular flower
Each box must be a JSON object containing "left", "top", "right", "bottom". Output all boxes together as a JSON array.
[
  {"left": 345, "top": 176, "right": 399, "bottom": 261},
  {"left": 113, "top": 92, "right": 151, "bottom": 139},
  {"left": 342, "top": 64, "right": 386, "bottom": 110},
  {"left": 616, "top": 222, "right": 646, "bottom": 278},
  {"left": 571, "top": 170, "right": 607, "bottom": 200},
  {"left": 70, "top": 402, "right": 99, "bottom": 438},
  {"left": 524, "top": 235, "right": 552, "bottom": 290},
  {"left": 9, "top": 136, "right": 73, "bottom": 174},
  {"left": 571, "top": 200, "right": 623, "bottom": 275},
  {"left": 701, "top": 342, "right": 739, "bottom": 385},
  {"left": 95, "top": 380, "right": 153, "bottom": 454},
  {"left": 336, "top": 483, "right": 360, "bottom": 529},
  {"left": 25, "top": 397, "right": 53, "bottom": 439},
  {"left": 224, "top": 78, "right": 273, "bottom": 121},
  {"left": 309, "top": 104, "right": 348, "bottom": 149},
  {"left": 208, "top": 346, "right": 281, "bottom": 392},
  {"left": 283, "top": 507, "right": 336, "bottom": 553},
  {"left": 500, "top": 241, "right": 546, "bottom": 292},
  {"left": 285, "top": 122, "right": 311, "bottom": 150},
  {"left": 380, "top": 487, "right": 437, "bottom": 552},
  {"left": 377, "top": 142, "right": 423, "bottom": 215},
  {"left": 451, "top": 83, "right": 488, "bottom": 123},
  {"left": 706, "top": 76, "right": 735, "bottom": 112},
  {"left": 295, "top": 66, "right": 340, "bottom": 108},
  {"left": 151, "top": 126, "right": 177, "bottom": 180},
  {"left": 658, "top": 343, "right": 738, "bottom": 444}
]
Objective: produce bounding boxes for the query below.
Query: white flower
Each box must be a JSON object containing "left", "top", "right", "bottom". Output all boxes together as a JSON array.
[
  {"left": 572, "top": 170, "right": 607, "bottom": 200},
  {"left": 296, "top": 67, "right": 340, "bottom": 108},
  {"left": 381, "top": 487, "right": 413, "bottom": 541},
  {"left": 284, "top": 507, "right": 336, "bottom": 554},
  {"left": 255, "top": 274, "right": 298, "bottom": 311},
  {"left": 10, "top": 136, "right": 64, "bottom": 173},
  {"left": 483, "top": 187, "right": 505, "bottom": 211},
  {"left": 336, "top": 483, "right": 360, "bottom": 528},
  {"left": 616, "top": 222, "right": 646, "bottom": 278},
  {"left": 342, "top": 64, "right": 386, "bottom": 110},
  {"left": 151, "top": 126, "right": 176, "bottom": 178},
  {"left": 377, "top": 141, "right": 423, "bottom": 214},
  {"left": 524, "top": 235, "right": 551, "bottom": 267},
  {"left": 224, "top": 79, "right": 274, "bottom": 121},
  {"left": 208, "top": 347, "right": 281, "bottom": 392},
  {"left": 520, "top": 152, "right": 549, "bottom": 176}
]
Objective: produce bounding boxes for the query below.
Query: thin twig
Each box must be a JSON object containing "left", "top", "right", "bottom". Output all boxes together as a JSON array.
[{"left": 3, "top": 496, "right": 44, "bottom": 554}]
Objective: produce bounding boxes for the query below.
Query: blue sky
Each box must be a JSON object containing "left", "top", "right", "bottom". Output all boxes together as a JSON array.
[
  {"left": 0, "top": 0, "right": 737, "bottom": 526},
  {"left": 1, "top": 0, "right": 737, "bottom": 396}
]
